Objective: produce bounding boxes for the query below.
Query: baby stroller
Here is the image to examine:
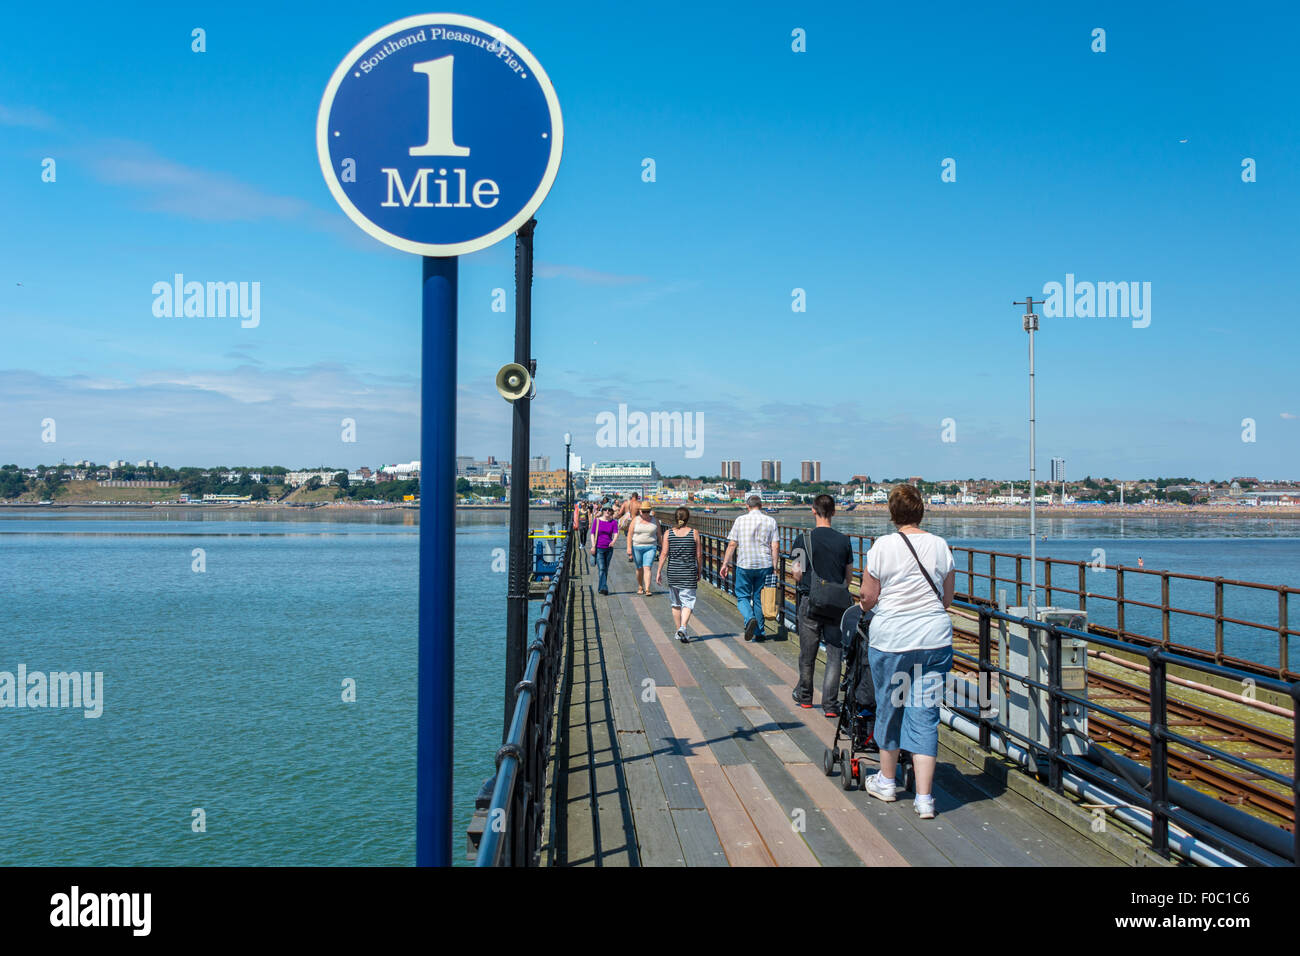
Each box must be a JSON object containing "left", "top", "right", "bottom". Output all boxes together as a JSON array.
[{"left": 822, "top": 605, "right": 914, "bottom": 792}]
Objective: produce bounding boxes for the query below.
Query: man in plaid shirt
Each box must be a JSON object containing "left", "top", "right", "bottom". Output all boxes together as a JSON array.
[{"left": 720, "top": 494, "right": 780, "bottom": 641}]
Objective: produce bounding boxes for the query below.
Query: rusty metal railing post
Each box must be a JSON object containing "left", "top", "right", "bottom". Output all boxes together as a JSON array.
[
  {"left": 1161, "top": 572, "right": 1171, "bottom": 648},
  {"left": 1214, "top": 578, "right": 1225, "bottom": 664},
  {"left": 1280, "top": 590, "right": 1289, "bottom": 680},
  {"left": 1015, "top": 555, "right": 1023, "bottom": 606},
  {"left": 1078, "top": 561, "right": 1087, "bottom": 613},
  {"left": 1116, "top": 566, "right": 1126, "bottom": 636}
]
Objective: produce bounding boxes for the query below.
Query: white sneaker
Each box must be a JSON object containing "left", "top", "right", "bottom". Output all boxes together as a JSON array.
[
  {"left": 676, "top": 627, "right": 688, "bottom": 643},
  {"left": 864, "top": 772, "right": 897, "bottom": 803},
  {"left": 914, "top": 795, "right": 936, "bottom": 819}
]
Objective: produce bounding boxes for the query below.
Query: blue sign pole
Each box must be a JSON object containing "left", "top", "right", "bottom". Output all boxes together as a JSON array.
[
  {"left": 416, "top": 255, "right": 457, "bottom": 867},
  {"left": 318, "top": 13, "right": 562, "bottom": 868}
]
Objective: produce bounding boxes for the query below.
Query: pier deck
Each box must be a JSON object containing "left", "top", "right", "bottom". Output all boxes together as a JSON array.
[{"left": 547, "top": 547, "right": 1127, "bottom": 867}]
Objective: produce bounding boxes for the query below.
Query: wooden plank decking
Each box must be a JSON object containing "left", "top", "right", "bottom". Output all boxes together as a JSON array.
[{"left": 548, "top": 546, "right": 1123, "bottom": 867}]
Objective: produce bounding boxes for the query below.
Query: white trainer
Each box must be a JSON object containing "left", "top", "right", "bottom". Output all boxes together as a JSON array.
[
  {"left": 914, "top": 795, "right": 936, "bottom": 819},
  {"left": 864, "top": 772, "right": 897, "bottom": 803}
]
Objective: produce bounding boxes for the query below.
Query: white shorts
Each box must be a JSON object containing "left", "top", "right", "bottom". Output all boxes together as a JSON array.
[{"left": 670, "top": 586, "right": 697, "bottom": 610}]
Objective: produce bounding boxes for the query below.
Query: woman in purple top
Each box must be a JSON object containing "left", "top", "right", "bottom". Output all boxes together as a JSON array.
[{"left": 588, "top": 505, "right": 620, "bottom": 595}]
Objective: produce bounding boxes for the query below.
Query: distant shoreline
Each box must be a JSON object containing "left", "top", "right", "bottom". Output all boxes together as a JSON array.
[{"left": 1, "top": 501, "right": 1295, "bottom": 519}]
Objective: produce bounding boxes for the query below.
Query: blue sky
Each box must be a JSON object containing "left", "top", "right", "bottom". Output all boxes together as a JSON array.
[{"left": 2, "top": 1, "right": 1297, "bottom": 481}]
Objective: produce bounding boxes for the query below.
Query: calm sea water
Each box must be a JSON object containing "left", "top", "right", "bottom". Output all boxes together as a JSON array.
[
  {"left": 1, "top": 507, "right": 1295, "bottom": 865},
  {"left": 0, "top": 508, "right": 520, "bottom": 866}
]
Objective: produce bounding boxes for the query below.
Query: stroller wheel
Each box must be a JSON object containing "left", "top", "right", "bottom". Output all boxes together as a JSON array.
[
  {"left": 851, "top": 758, "right": 862, "bottom": 785},
  {"left": 822, "top": 747, "right": 834, "bottom": 777},
  {"left": 839, "top": 751, "right": 853, "bottom": 791},
  {"left": 899, "top": 750, "right": 915, "bottom": 793}
]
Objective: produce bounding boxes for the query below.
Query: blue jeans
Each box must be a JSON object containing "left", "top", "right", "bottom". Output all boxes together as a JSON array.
[
  {"left": 594, "top": 547, "right": 613, "bottom": 591},
  {"left": 868, "top": 644, "right": 953, "bottom": 757},
  {"left": 734, "top": 566, "right": 770, "bottom": 636},
  {"left": 632, "top": 545, "right": 657, "bottom": 568}
]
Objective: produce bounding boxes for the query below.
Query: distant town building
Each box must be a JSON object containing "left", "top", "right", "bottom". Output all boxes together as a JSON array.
[
  {"left": 286, "top": 470, "right": 343, "bottom": 487},
  {"left": 529, "top": 468, "right": 568, "bottom": 491},
  {"left": 587, "top": 460, "right": 661, "bottom": 496},
  {"left": 1050, "top": 458, "right": 1066, "bottom": 483},
  {"left": 529, "top": 455, "right": 550, "bottom": 473},
  {"left": 800, "top": 460, "right": 822, "bottom": 483},
  {"left": 457, "top": 455, "right": 503, "bottom": 477},
  {"left": 761, "top": 459, "right": 782, "bottom": 483},
  {"left": 378, "top": 461, "right": 421, "bottom": 479},
  {"left": 720, "top": 460, "right": 741, "bottom": 480}
]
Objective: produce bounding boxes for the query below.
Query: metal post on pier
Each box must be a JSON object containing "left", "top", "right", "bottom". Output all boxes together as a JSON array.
[
  {"left": 1014, "top": 296, "right": 1043, "bottom": 618},
  {"left": 505, "top": 219, "right": 538, "bottom": 741},
  {"left": 315, "top": 12, "right": 564, "bottom": 869},
  {"left": 564, "top": 433, "right": 572, "bottom": 526},
  {"left": 417, "top": 255, "right": 458, "bottom": 867}
]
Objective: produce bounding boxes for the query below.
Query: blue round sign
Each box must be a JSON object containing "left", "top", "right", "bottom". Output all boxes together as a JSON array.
[{"left": 317, "top": 14, "right": 563, "bottom": 256}]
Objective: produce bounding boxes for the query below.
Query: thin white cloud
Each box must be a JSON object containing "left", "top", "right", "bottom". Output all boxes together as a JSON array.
[
  {"left": 0, "top": 104, "right": 56, "bottom": 129},
  {"left": 86, "top": 141, "right": 320, "bottom": 223},
  {"left": 534, "top": 263, "right": 648, "bottom": 285}
]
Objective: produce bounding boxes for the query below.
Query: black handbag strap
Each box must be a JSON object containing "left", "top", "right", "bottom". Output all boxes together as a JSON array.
[{"left": 897, "top": 531, "right": 943, "bottom": 604}]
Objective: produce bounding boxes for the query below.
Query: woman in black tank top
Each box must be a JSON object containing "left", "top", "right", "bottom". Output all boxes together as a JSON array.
[{"left": 656, "top": 507, "right": 702, "bottom": 641}]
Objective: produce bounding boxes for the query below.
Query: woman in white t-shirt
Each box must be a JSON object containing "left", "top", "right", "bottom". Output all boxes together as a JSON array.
[{"left": 856, "top": 484, "right": 955, "bottom": 820}]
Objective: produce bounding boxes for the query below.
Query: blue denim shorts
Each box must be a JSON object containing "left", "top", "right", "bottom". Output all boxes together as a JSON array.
[
  {"left": 632, "top": 545, "right": 657, "bottom": 568},
  {"left": 868, "top": 644, "right": 953, "bottom": 757}
]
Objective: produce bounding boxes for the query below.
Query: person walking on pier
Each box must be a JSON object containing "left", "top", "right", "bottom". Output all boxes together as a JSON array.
[
  {"left": 628, "top": 503, "right": 661, "bottom": 595},
  {"left": 720, "top": 494, "right": 779, "bottom": 641},
  {"left": 791, "top": 494, "right": 855, "bottom": 715},
  {"left": 577, "top": 502, "right": 591, "bottom": 567},
  {"left": 589, "top": 505, "right": 620, "bottom": 595},
  {"left": 857, "top": 483, "right": 955, "bottom": 820},
  {"left": 617, "top": 492, "right": 642, "bottom": 561},
  {"left": 657, "top": 506, "right": 702, "bottom": 641}
]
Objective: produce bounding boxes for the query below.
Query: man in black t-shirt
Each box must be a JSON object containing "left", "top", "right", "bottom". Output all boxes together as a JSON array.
[{"left": 790, "top": 494, "right": 855, "bottom": 716}]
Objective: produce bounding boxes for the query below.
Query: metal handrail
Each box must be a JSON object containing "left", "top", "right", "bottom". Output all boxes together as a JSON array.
[
  {"left": 475, "top": 532, "right": 573, "bottom": 867},
  {"left": 660, "top": 510, "right": 1297, "bottom": 679},
  {"left": 952, "top": 601, "right": 1299, "bottom": 865}
]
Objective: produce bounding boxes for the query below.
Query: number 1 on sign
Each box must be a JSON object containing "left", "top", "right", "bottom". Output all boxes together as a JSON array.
[{"left": 410, "top": 57, "right": 470, "bottom": 157}]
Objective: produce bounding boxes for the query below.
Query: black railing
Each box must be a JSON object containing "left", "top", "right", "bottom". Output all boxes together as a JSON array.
[
  {"left": 955, "top": 602, "right": 1299, "bottom": 866},
  {"left": 660, "top": 510, "right": 1299, "bottom": 866},
  {"left": 475, "top": 532, "right": 573, "bottom": 867},
  {"left": 670, "top": 511, "right": 1298, "bottom": 679}
]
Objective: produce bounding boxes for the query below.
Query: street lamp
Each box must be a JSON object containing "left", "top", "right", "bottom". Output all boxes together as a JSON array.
[
  {"left": 1013, "top": 296, "right": 1043, "bottom": 617},
  {"left": 564, "top": 432, "right": 572, "bottom": 520}
]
